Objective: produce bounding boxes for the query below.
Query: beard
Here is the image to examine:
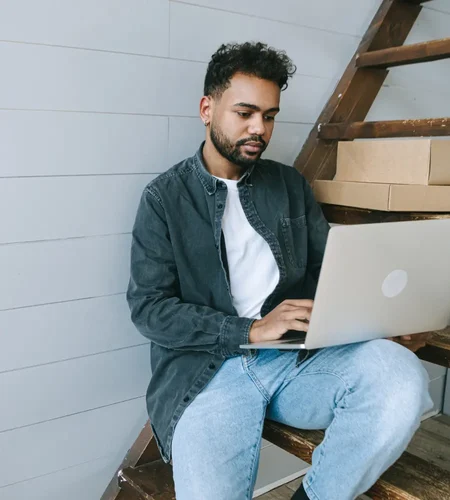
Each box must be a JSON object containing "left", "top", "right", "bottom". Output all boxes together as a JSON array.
[{"left": 209, "top": 121, "right": 267, "bottom": 169}]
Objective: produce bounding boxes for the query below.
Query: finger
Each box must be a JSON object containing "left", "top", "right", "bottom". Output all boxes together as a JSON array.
[
  {"left": 283, "top": 309, "right": 312, "bottom": 322},
  {"left": 400, "top": 335, "right": 412, "bottom": 341},
  {"left": 282, "top": 299, "right": 314, "bottom": 309},
  {"left": 288, "top": 320, "right": 309, "bottom": 332}
]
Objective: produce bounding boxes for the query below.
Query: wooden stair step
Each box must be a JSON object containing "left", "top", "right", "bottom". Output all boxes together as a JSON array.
[
  {"left": 318, "top": 117, "right": 450, "bottom": 140},
  {"left": 263, "top": 419, "right": 450, "bottom": 500},
  {"left": 356, "top": 37, "right": 450, "bottom": 68},
  {"left": 118, "top": 460, "right": 175, "bottom": 500}
]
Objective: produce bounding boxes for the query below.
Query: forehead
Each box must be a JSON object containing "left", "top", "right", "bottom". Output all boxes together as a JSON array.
[{"left": 221, "top": 73, "right": 280, "bottom": 108}]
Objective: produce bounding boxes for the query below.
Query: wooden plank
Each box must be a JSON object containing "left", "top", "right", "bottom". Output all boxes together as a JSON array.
[
  {"left": 263, "top": 419, "right": 450, "bottom": 500},
  {"left": 417, "top": 328, "right": 450, "bottom": 368},
  {"left": 318, "top": 117, "right": 450, "bottom": 139},
  {"left": 357, "top": 37, "right": 450, "bottom": 68},
  {"left": 119, "top": 461, "right": 175, "bottom": 500},
  {"left": 321, "top": 204, "right": 450, "bottom": 225},
  {"left": 294, "top": 0, "right": 423, "bottom": 183}
]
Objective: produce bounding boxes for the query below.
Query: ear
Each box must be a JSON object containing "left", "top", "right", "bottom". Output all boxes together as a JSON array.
[{"left": 200, "top": 96, "right": 213, "bottom": 126}]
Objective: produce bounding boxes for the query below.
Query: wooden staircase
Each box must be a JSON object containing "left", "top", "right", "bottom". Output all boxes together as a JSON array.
[{"left": 104, "top": 0, "right": 450, "bottom": 498}]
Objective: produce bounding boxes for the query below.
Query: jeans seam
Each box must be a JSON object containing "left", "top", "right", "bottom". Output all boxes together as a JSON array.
[
  {"left": 245, "top": 413, "right": 265, "bottom": 500},
  {"left": 302, "top": 371, "right": 353, "bottom": 499},
  {"left": 242, "top": 356, "right": 271, "bottom": 402}
]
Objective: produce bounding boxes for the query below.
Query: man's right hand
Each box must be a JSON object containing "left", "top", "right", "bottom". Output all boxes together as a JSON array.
[{"left": 249, "top": 299, "right": 314, "bottom": 343}]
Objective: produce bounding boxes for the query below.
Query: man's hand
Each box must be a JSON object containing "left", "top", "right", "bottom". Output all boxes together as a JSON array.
[
  {"left": 249, "top": 299, "right": 313, "bottom": 343},
  {"left": 387, "top": 332, "right": 431, "bottom": 353}
]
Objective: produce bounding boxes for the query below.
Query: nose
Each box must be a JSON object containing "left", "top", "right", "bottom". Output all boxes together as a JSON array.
[{"left": 248, "top": 114, "right": 266, "bottom": 137}]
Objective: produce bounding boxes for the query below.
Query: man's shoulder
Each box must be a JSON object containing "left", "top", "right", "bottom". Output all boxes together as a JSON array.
[{"left": 144, "top": 155, "right": 196, "bottom": 196}]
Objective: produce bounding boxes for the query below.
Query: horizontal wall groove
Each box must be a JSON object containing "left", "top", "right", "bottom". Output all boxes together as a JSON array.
[
  {"left": 0, "top": 395, "right": 145, "bottom": 435},
  {"left": 169, "top": 0, "right": 362, "bottom": 39},
  {"left": 0, "top": 292, "right": 126, "bottom": 313},
  {"left": 0, "top": 342, "right": 149, "bottom": 375}
]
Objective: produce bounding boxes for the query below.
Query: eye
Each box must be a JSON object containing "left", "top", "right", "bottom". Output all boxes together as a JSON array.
[
  {"left": 237, "top": 112, "right": 251, "bottom": 118},
  {"left": 264, "top": 115, "right": 275, "bottom": 121}
]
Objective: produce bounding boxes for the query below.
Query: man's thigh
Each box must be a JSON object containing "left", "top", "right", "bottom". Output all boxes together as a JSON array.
[
  {"left": 267, "top": 339, "right": 429, "bottom": 429},
  {"left": 172, "top": 355, "right": 266, "bottom": 500}
]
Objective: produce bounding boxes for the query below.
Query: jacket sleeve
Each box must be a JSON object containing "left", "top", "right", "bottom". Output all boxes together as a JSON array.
[
  {"left": 126, "top": 186, "right": 254, "bottom": 357},
  {"left": 302, "top": 176, "right": 330, "bottom": 282}
]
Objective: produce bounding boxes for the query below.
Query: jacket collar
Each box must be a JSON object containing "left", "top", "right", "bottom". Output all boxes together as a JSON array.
[{"left": 193, "top": 142, "right": 255, "bottom": 195}]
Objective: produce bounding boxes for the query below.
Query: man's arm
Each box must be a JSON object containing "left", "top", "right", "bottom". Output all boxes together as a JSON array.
[
  {"left": 126, "top": 187, "right": 254, "bottom": 357},
  {"left": 302, "top": 175, "right": 330, "bottom": 281}
]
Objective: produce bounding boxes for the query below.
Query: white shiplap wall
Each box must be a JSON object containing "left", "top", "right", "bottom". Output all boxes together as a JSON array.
[{"left": 0, "top": 1, "right": 449, "bottom": 498}]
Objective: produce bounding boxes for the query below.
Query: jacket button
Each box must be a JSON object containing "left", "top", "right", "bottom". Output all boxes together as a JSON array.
[
  {"left": 183, "top": 396, "right": 190, "bottom": 402},
  {"left": 217, "top": 203, "right": 223, "bottom": 209},
  {"left": 209, "top": 363, "right": 216, "bottom": 370}
]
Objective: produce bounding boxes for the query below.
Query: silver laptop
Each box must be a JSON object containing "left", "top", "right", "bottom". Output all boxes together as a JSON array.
[{"left": 240, "top": 219, "right": 450, "bottom": 350}]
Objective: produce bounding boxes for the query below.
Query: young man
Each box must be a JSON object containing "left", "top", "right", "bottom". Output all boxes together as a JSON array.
[{"left": 127, "top": 42, "right": 432, "bottom": 500}]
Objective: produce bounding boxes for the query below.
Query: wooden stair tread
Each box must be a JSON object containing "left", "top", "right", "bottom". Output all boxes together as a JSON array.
[
  {"left": 356, "top": 37, "right": 450, "bottom": 69},
  {"left": 321, "top": 204, "right": 450, "bottom": 224},
  {"left": 263, "top": 419, "right": 450, "bottom": 500},
  {"left": 318, "top": 117, "right": 450, "bottom": 140},
  {"left": 119, "top": 460, "right": 175, "bottom": 500}
]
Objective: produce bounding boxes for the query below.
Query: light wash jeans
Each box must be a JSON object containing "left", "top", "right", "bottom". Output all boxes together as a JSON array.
[{"left": 172, "top": 339, "right": 433, "bottom": 500}]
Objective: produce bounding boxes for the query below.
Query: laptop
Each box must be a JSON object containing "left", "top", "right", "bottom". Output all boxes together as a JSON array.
[{"left": 240, "top": 219, "right": 450, "bottom": 350}]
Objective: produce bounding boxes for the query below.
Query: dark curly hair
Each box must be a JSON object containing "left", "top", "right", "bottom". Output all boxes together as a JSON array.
[{"left": 204, "top": 42, "right": 296, "bottom": 98}]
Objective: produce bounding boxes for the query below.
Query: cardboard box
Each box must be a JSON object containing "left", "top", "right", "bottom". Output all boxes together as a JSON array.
[
  {"left": 336, "top": 139, "right": 450, "bottom": 185},
  {"left": 314, "top": 180, "right": 450, "bottom": 212}
]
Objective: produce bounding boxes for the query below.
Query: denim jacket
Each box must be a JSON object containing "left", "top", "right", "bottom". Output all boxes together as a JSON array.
[{"left": 127, "top": 143, "right": 330, "bottom": 462}]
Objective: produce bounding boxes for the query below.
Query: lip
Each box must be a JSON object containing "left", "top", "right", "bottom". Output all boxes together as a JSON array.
[{"left": 242, "top": 142, "right": 264, "bottom": 153}]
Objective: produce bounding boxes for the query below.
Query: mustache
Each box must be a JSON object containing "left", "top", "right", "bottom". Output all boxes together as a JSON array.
[{"left": 236, "top": 136, "right": 267, "bottom": 147}]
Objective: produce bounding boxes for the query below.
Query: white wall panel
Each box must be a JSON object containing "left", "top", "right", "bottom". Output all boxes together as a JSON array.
[
  {"left": 0, "top": 397, "right": 147, "bottom": 488},
  {"left": 170, "top": 0, "right": 381, "bottom": 37},
  {"left": 168, "top": 117, "right": 205, "bottom": 166},
  {"left": 367, "top": 84, "right": 450, "bottom": 122},
  {"left": 0, "top": 345, "right": 149, "bottom": 432},
  {"left": 264, "top": 122, "right": 312, "bottom": 166},
  {"left": 0, "top": 42, "right": 205, "bottom": 116},
  {"left": 0, "top": 456, "right": 120, "bottom": 500},
  {"left": 0, "top": 111, "right": 168, "bottom": 177},
  {"left": 170, "top": 2, "right": 360, "bottom": 80},
  {"left": 0, "top": 0, "right": 169, "bottom": 57},
  {"left": 387, "top": 8, "right": 450, "bottom": 95},
  {"left": 0, "top": 234, "right": 130, "bottom": 310},
  {"left": 0, "top": 174, "right": 154, "bottom": 243},
  {"left": 0, "top": 294, "right": 146, "bottom": 373}
]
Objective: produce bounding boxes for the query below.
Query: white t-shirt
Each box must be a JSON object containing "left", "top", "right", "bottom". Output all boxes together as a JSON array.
[{"left": 217, "top": 177, "right": 280, "bottom": 319}]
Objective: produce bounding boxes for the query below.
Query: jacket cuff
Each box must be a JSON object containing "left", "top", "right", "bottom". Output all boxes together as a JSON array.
[{"left": 220, "top": 316, "right": 255, "bottom": 357}]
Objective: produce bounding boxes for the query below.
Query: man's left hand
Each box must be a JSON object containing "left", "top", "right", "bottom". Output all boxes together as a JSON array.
[{"left": 387, "top": 332, "right": 431, "bottom": 353}]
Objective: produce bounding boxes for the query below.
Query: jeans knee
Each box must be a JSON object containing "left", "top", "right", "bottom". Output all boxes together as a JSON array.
[{"left": 358, "top": 340, "right": 432, "bottom": 419}]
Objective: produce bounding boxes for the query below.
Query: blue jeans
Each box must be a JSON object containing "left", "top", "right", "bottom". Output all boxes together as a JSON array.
[{"left": 172, "top": 339, "right": 433, "bottom": 500}]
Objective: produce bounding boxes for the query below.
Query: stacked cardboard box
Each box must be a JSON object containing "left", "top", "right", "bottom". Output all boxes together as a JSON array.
[{"left": 314, "top": 139, "right": 450, "bottom": 212}]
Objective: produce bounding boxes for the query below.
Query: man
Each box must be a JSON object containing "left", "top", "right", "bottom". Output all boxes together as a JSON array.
[{"left": 127, "top": 42, "right": 432, "bottom": 500}]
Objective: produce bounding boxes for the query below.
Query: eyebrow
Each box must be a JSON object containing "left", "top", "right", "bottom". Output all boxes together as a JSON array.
[{"left": 233, "top": 102, "right": 280, "bottom": 113}]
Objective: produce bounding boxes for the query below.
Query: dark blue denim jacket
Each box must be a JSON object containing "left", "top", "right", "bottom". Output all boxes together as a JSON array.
[{"left": 127, "top": 143, "right": 330, "bottom": 462}]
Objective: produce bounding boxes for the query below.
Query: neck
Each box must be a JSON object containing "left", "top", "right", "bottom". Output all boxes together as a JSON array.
[{"left": 202, "top": 136, "right": 246, "bottom": 180}]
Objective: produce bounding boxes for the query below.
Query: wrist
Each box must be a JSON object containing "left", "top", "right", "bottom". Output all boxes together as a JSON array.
[{"left": 249, "top": 319, "right": 264, "bottom": 343}]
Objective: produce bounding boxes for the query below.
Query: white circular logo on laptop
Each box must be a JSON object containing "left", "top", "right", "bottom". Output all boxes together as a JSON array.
[{"left": 382, "top": 270, "right": 408, "bottom": 298}]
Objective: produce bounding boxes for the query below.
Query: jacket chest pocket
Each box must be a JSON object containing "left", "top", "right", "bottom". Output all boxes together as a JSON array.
[{"left": 280, "top": 215, "right": 307, "bottom": 269}]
